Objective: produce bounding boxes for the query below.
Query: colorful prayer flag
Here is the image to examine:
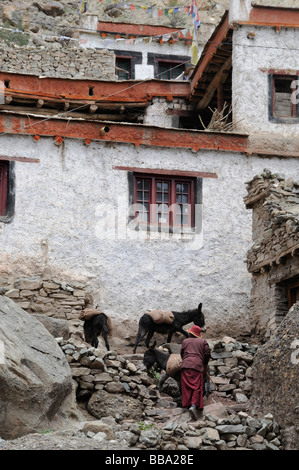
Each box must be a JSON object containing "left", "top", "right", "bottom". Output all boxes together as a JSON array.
[
  {"left": 79, "top": 0, "right": 87, "bottom": 14},
  {"left": 189, "top": 0, "right": 200, "bottom": 28}
]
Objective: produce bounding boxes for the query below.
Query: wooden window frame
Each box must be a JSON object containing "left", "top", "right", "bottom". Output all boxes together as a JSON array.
[
  {"left": 132, "top": 172, "right": 196, "bottom": 231},
  {"left": 269, "top": 72, "right": 299, "bottom": 123},
  {"left": 113, "top": 50, "right": 142, "bottom": 81},
  {"left": 116, "top": 56, "right": 132, "bottom": 80},
  {"left": 147, "top": 53, "right": 191, "bottom": 81},
  {"left": 156, "top": 60, "right": 185, "bottom": 80},
  {"left": 0, "top": 160, "right": 15, "bottom": 223},
  {"left": 0, "top": 161, "right": 8, "bottom": 216}
]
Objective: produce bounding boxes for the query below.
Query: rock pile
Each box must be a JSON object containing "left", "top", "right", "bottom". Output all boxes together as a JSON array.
[
  {"left": 244, "top": 169, "right": 299, "bottom": 273},
  {"left": 58, "top": 337, "right": 154, "bottom": 404},
  {"left": 70, "top": 409, "right": 282, "bottom": 450},
  {"left": 208, "top": 336, "right": 257, "bottom": 404},
  {"left": 55, "top": 335, "right": 283, "bottom": 450}
]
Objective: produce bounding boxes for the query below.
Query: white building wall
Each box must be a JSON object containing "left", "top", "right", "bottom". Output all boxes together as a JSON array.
[
  {"left": 79, "top": 32, "right": 194, "bottom": 80},
  {"left": 1, "top": 134, "right": 299, "bottom": 337},
  {"left": 232, "top": 25, "right": 299, "bottom": 138}
]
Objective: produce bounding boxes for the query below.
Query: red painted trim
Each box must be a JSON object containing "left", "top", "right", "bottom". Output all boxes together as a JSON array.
[
  {"left": 113, "top": 166, "right": 218, "bottom": 178},
  {"left": 0, "top": 115, "right": 248, "bottom": 153},
  {"left": 0, "top": 72, "right": 191, "bottom": 101},
  {"left": 97, "top": 22, "right": 192, "bottom": 40},
  {"left": 248, "top": 6, "right": 299, "bottom": 27},
  {"left": 133, "top": 173, "right": 195, "bottom": 228}
]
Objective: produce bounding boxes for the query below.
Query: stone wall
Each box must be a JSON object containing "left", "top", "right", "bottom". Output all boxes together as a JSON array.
[
  {"left": 244, "top": 169, "right": 299, "bottom": 339},
  {"left": 250, "top": 302, "right": 299, "bottom": 450},
  {"left": 0, "top": 40, "right": 115, "bottom": 80},
  {"left": 1, "top": 276, "right": 93, "bottom": 341},
  {"left": 144, "top": 97, "right": 195, "bottom": 128}
]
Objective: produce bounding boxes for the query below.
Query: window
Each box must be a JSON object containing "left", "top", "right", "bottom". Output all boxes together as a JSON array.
[
  {"left": 116, "top": 57, "right": 131, "bottom": 80},
  {"left": 147, "top": 53, "right": 191, "bottom": 81},
  {"left": 0, "top": 162, "right": 8, "bottom": 216},
  {"left": 0, "top": 160, "right": 15, "bottom": 222},
  {"left": 287, "top": 279, "right": 299, "bottom": 309},
  {"left": 113, "top": 51, "right": 142, "bottom": 81},
  {"left": 133, "top": 173, "right": 195, "bottom": 230},
  {"left": 157, "top": 61, "right": 185, "bottom": 80},
  {"left": 269, "top": 74, "right": 299, "bottom": 122}
]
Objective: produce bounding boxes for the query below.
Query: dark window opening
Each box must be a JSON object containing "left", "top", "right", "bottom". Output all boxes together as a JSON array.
[
  {"left": 0, "top": 160, "right": 15, "bottom": 222},
  {"left": 157, "top": 61, "right": 185, "bottom": 80},
  {"left": 269, "top": 74, "right": 299, "bottom": 122},
  {"left": 148, "top": 53, "right": 191, "bottom": 81},
  {"left": 4, "top": 80, "right": 10, "bottom": 88},
  {"left": 0, "top": 162, "right": 8, "bottom": 216},
  {"left": 89, "top": 86, "right": 94, "bottom": 96},
  {"left": 116, "top": 57, "right": 131, "bottom": 80}
]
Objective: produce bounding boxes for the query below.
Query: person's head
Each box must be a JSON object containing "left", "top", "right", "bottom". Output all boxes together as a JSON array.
[{"left": 187, "top": 325, "right": 202, "bottom": 338}]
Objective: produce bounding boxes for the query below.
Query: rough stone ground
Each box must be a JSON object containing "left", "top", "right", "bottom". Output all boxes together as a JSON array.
[
  {"left": 0, "top": 392, "right": 235, "bottom": 451},
  {"left": 0, "top": 339, "right": 248, "bottom": 451}
]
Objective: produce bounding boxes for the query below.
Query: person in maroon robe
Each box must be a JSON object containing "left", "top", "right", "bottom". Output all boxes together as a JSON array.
[{"left": 180, "top": 325, "right": 211, "bottom": 420}]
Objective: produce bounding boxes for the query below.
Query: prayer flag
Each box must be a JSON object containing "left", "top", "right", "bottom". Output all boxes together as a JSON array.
[
  {"left": 79, "top": 0, "right": 87, "bottom": 14},
  {"left": 191, "top": 39, "right": 199, "bottom": 65},
  {"left": 189, "top": 0, "right": 200, "bottom": 28}
]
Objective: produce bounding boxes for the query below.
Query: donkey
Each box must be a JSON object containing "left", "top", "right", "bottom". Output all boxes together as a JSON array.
[
  {"left": 143, "top": 344, "right": 210, "bottom": 396},
  {"left": 83, "top": 313, "right": 111, "bottom": 350},
  {"left": 133, "top": 303, "right": 205, "bottom": 353}
]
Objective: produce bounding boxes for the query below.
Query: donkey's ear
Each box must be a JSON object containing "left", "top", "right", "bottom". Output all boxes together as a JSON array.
[
  {"left": 198, "top": 303, "right": 202, "bottom": 311},
  {"left": 150, "top": 340, "right": 157, "bottom": 350}
]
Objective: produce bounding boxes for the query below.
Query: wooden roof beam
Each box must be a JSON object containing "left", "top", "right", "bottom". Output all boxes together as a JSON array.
[{"left": 196, "top": 56, "right": 232, "bottom": 110}]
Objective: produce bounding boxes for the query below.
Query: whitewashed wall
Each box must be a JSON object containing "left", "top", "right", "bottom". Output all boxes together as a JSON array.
[
  {"left": 79, "top": 32, "right": 194, "bottom": 80},
  {"left": 232, "top": 25, "right": 299, "bottom": 137},
  {"left": 1, "top": 134, "right": 299, "bottom": 337}
]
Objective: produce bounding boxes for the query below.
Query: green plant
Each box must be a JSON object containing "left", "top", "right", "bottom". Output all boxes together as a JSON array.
[
  {"left": 148, "top": 367, "right": 161, "bottom": 384},
  {"left": 138, "top": 421, "right": 156, "bottom": 431}
]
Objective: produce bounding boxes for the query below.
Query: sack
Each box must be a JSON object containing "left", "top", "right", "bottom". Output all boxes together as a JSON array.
[
  {"left": 146, "top": 309, "right": 174, "bottom": 325},
  {"left": 79, "top": 308, "right": 100, "bottom": 321},
  {"left": 166, "top": 353, "right": 182, "bottom": 377}
]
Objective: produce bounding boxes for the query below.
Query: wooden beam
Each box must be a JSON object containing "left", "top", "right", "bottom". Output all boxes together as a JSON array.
[
  {"left": 190, "top": 11, "right": 230, "bottom": 94},
  {"left": 0, "top": 72, "right": 190, "bottom": 103},
  {"left": 113, "top": 166, "right": 218, "bottom": 178},
  {"left": 0, "top": 114, "right": 249, "bottom": 153},
  {"left": 89, "top": 104, "right": 98, "bottom": 114},
  {"left": 36, "top": 99, "right": 44, "bottom": 108},
  {"left": 0, "top": 107, "right": 140, "bottom": 122},
  {"left": 196, "top": 56, "right": 232, "bottom": 110},
  {"left": 248, "top": 6, "right": 299, "bottom": 27},
  {"left": 0, "top": 155, "right": 40, "bottom": 163}
]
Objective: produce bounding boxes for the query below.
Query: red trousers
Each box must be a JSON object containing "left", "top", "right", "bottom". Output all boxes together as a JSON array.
[{"left": 181, "top": 368, "right": 204, "bottom": 410}]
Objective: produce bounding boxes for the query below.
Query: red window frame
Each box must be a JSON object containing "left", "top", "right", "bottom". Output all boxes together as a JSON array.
[
  {"left": 0, "top": 162, "right": 8, "bottom": 216},
  {"left": 133, "top": 173, "right": 195, "bottom": 229}
]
